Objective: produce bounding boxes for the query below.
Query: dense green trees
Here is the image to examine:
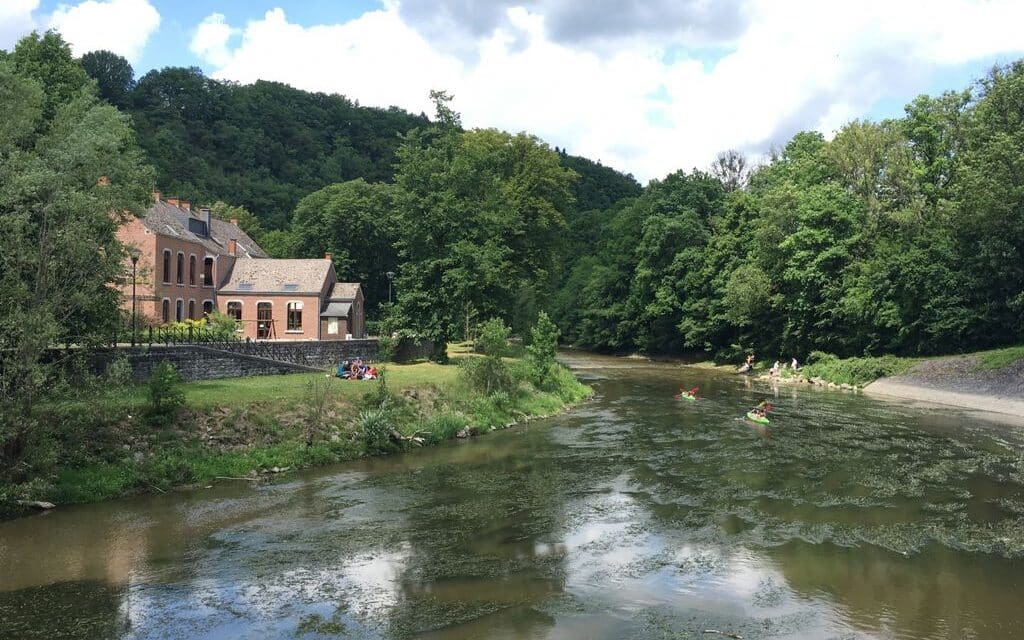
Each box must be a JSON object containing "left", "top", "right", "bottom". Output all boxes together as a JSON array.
[
  {"left": 556, "top": 63, "right": 1024, "bottom": 359},
  {"left": 1, "top": 33, "right": 153, "bottom": 486}
]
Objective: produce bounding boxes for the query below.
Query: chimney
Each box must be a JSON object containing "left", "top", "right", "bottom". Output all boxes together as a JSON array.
[
  {"left": 181, "top": 200, "right": 191, "bottom": 212},
  {"left": 230, "top": 218, "right": 239, "bottom": 226},
  {"left": 152, "top": 190, "right": 161, "bottom": 202},
  {"left": 201, "top": 207, "right": 212, "bottom": 237},
  {"left": 324, "top": 252, "right": 333, "bottom": 262},
  {"left": 167, "top": 197, "right": 180, "bottom": 207},
  {"left": 97, "top": 175, "right": 110, "bottom": 186},
  {"left": 228, "top": 239, "right": 237, "bottom": 256}
]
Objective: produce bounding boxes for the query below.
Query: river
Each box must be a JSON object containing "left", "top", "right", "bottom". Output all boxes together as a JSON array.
[{"left": 2, "top": 352, "right": 1023, "bottom": 639}]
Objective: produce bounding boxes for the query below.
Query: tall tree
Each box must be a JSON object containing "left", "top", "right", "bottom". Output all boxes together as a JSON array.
[
  {"left": 79, "top": 50, "right": 134, "bottom": 108},
  {"left": 0, "top": 33, "right": 153, "bottom": 480}
]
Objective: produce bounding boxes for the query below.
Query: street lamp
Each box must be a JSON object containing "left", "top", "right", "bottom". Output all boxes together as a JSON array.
[
  {"left": 129, "top": 249, "right": 140, "bottom": 347},
  {"left": 386, "top": 271, "right": 396, "bottom": 304}
]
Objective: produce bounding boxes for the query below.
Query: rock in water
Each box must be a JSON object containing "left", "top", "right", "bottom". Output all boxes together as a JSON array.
[{"left": 17, "top": 500, "right": 55, "bottom": 510}]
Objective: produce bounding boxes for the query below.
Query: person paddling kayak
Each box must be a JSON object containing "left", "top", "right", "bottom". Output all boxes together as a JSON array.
[
  {"left": 674, "top": 386, "right": 699, "bottom": 401},
  {"left": 746, "top": 399, "right": 772, "bottom": 424}
]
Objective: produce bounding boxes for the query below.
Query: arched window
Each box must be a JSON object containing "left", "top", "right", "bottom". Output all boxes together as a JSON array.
[
  {"left": 175, "top": 299, "right": 183, "bottom": 322},
  {"left": 162, "top": 250, "right": 171, "bottom": 283},
  {"left": 203, "top": 257, "right": 214, "bottom": 287},
  {"left": 188, "top": 299, "right": 196, "bottom": 320},
  {"left": 257, "top": 302, "right": 272, "bottom": 339},
  {"left": 161, "top": 299, "right": 170, "bottom": 323},
  {"left": 203, "top": 300, "right": 213, "bottom": 316},
  {"left": 287, "top": 301, "right": 303, "bottom": 331},
  {"left": 176, "top": 252, "right": 184, "bottom": 284},
  {"left": 189, "top": 255, "right": 196, "bottom": 286}
]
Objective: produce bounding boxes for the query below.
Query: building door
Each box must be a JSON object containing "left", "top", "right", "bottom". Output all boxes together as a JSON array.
[{"left": 257, "top": 302, "right": 272, "bottom": 339}]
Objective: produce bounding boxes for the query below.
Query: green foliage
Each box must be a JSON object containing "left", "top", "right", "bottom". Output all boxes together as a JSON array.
[
  {"left": 145, "top": 361, "right": 184, "bottom": 427},
  {"left": 801, "top": 353, "right": 918, "bottom": 386},
  {"left": 974, "top": 346, "right": 1024, "bottom": 371},
  {"left": 525, "top": 312, "right": 560, "bottom": 386},
  {"left": 104, "top": 357, "right": 133, "bottom": 387},
  {"left": 79, "top": 50, "right": 134, "bottom": 107},
  {"left": 554, "top": 62, "right": 1024, "bottom": 358},
  {"left": 474, "top": 318, "right": 512, "bottom": 357}
]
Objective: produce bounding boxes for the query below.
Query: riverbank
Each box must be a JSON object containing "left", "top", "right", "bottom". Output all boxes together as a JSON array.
[
  {"left": 2, "top": 359, "right": 591, "bottom": 517},
  {"left": 740, "top": 346, "right": 1024, "bottom": 418},
  {"left": 864, "top": 351, "right": 1024, "bottom": 417}
]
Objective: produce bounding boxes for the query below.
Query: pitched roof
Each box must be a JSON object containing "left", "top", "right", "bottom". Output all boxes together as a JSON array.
[
  {"left": 138, "top": 201, "right": 268, "bottom": 258},
  {"left": 320, "top": 301, "right": 352, "bottom": 317},
  {"left": 328, "top": 283, "right": 361, "bottom": 300},
  {"left": 219, "top": 258, "right": 334, "bottom": 294}
]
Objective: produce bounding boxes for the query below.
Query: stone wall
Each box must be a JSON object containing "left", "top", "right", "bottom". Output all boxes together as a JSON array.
[
  {"left": 65, "top": 336, "right": 435, "bottom": 383},
  {"left": 84, "top": 345, "right": 315, "bottom": 382}
]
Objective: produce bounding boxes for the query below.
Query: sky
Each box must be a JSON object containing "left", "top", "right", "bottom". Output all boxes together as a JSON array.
[{"left": 4, "top": 0, "right": 1024, "bottom": 182}]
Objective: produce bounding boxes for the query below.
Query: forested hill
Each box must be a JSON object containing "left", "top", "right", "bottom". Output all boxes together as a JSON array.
[{"left": 82, "top": 55, "right": 640, "bottom": 229}]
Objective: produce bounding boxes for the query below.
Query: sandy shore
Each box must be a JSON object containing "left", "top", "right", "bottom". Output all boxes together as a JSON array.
[{"left": 864, "top": 355, "right": 1024, "bottom": 419}]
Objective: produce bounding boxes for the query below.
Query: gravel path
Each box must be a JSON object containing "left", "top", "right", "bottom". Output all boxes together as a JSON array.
[{"left": 865, "top": 355, "right": 1024, "bottom": 418}]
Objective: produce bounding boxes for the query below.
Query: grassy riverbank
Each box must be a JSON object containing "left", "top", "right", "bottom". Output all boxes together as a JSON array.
[{"left": 3, "top": 358, "right": 590, "bottom": 515}]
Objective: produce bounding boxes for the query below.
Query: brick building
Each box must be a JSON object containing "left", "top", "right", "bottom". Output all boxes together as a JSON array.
[{"left": 118, "top": 193, "right": 366, "bottom": 340}]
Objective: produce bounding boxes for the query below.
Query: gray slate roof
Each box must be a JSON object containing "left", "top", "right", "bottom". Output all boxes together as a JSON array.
[
  {"left": 321, "top": 301, "right": 352, "bottom": 317},
  {"left": 327, "top": 283, "right": 361, "bottom": 300},
  {"left": 220, "top": 258, "right": 334, "bottom": 294},
  {"left": 139, "top": 201, "right": 268, "bottom": 258}
]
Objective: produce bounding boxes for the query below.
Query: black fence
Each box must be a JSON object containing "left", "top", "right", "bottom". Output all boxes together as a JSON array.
[{"left": 113, "top": 325, "right": 242, "bottom": 347}]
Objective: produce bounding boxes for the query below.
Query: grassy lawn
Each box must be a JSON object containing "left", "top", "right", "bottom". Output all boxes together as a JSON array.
[
  {"left": 73, "top": 362, "right": 459, "bottom": 412},
  {"left": 974, "top": 345, "right": 1024, "bottom": 370}
]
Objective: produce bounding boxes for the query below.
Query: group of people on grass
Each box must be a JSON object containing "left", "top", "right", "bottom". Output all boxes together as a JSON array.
[
  {"left": 737, "top": 354, "right": 800, "bottom": 377},
  {"left": 336, "top": 358, "right": 379, "bottom": 380}
]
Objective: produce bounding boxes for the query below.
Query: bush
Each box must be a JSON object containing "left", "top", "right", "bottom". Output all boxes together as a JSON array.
[
  {"left": 459, "top": 351, "right": 515, "bottom": 394},
  {"left": 145, "top": 361, "right": 184, "bottom": 427},
  {"left": 360, "top": 408, "right": 395, "bottom": 455},
  {"left": 474, "top": 318, "right": 511, "bottom": 357},
  {"left": 105, "top": 357, "right": 133, "bottom": 386},
  {"left": 801, "top": 353, "right": 916, "bottom": 386},
  {"left": 525, "top": 312, "right": 559, "bottom": 387}
]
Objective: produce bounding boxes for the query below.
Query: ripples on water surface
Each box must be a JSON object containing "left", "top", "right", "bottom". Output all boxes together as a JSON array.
[{"left": 2, "top": 352, "right": 1023, "bottom": 639}]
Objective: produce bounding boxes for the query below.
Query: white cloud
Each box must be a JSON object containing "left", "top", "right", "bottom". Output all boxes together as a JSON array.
[
  {"left": 0, "top": 0, "right": 39, "bottom": 50},
  {"left": 47, "top": 0, "right": 160, "bottom": 63},
  {"left": 195, "top": 1, "right": 1024, "bottom": 182},
  {"left": 190, "top": 13, "right": 237, "bottom": 68}
]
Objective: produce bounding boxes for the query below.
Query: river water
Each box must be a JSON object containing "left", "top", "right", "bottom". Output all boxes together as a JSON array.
[{"left": 2, "top": 352, "right": 1023, "bottom": 639}]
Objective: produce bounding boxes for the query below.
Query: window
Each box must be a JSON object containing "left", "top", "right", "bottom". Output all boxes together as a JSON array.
[
  {"left": 257, "top": 302, "right": 272, "bottom": 339},
  {"left": 287, "top": 301, "right": 303, "bottom": 331},
  {"left": 176, "top": 252, "right": 184, "bottom": 285},
  {"left": 227, "top": 301, "right": 242, "bottom": 322},
  {"left": 188, "top": 299, "right": 196, "bottom": 320},
  {"left": 162, "top": 250, "right": 171, "bottom": 283},
  {"left": 282, "top": 284, "right": 298, "bottom": 292},
  {"left": 327, "top": 317, "right": 339, "bottom": 335},
  {"left": 161, "top": 299, "right": 170, "bottom": 323},
  {"left": 175, "top": 299, "right": 183, "bottom": 322},
  {"left": 203, "top": 257, "right": 214, "bottom": 287},
  {"left": 189, "top": 255, "right": 196, "bottom": 286},
  {"left": 203, "top": 300, "right": 213, "bottom": 316}
]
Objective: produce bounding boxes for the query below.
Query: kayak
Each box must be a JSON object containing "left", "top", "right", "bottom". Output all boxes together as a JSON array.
[
  {"left": 674, "top": 393, "right": 697, "bottom": 402},
  {"left": 746, "top": 411, "right": 770, "bottom": 425}
]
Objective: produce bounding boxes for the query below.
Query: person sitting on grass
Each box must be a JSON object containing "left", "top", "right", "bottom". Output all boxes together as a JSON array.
[{"left": 336, "top": 360, "right": 351, "bottom": 378}]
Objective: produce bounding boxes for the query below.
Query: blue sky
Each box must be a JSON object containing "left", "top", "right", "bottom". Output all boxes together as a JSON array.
[{"left": 6, "top": 0, "right": 1024, "bottom": 180}]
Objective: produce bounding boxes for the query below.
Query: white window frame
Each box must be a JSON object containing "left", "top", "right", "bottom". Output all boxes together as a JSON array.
[
  {"left": 202, "top": 255, "right": 216, "bottom": 288},
  {"left": 175, "top": 298, "right": 184, "bottom": 322},
  {"left": 161, "top": 297, "right": 171, "bottom": 324},
  {"left": 162, "top": 250, "right": 172, "bottom": 284},
  {"left": 176, "top": 251, "right": 185, "bottom": 286},
  {"left": 189, "top": 253, "right": 197, "bottom": 286},
  {"left": 202, "top": 299, "right": 215, "bottom": 317},
  {"left": 286, "top": 300, "right": 303, "bottom": 333}
]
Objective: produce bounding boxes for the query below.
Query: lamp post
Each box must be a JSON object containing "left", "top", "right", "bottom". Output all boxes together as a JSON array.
[
  {"left": 129, "top": 250, "right": 140, "bottom": 347},
  {"left": 386, "top": 271, "right": 396, "bottom": 304}
]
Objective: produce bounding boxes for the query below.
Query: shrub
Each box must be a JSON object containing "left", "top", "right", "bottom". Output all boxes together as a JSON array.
[
  {"left": 525, "top": 312, "right": 559, "bottom": 387},
  {"left": 360, "top": 408, "right": 394, "bottom": 455},
  {"left": 474, "top": 318, "right": 511, "bottom": 357},
  {"left": 145, "top": 361, "right": 184, "bottom": 427},
  {"left": 377, "top": 334, "right": 397, "bottom": 362},
  {"left": 459, "top": 351, "right": 515, "bottom": 394},
  {"left": 105, "top": 357, "right": 133, "bottom": 386},
  {"left": 801, "top": 353, "right": 916, "bottom": 386}
]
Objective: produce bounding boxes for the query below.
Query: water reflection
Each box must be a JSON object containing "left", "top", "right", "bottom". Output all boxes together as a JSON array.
[{"left": 2, "top": 353, "right": 1023, "bottom": 639}]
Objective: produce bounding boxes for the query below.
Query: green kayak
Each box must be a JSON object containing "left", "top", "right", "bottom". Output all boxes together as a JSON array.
[
  {"left": 675, "top": 393, "right": 696, "bottom": 402},
  {"left": 746, "top": 411, "right": 770, "bottom": 425}
]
